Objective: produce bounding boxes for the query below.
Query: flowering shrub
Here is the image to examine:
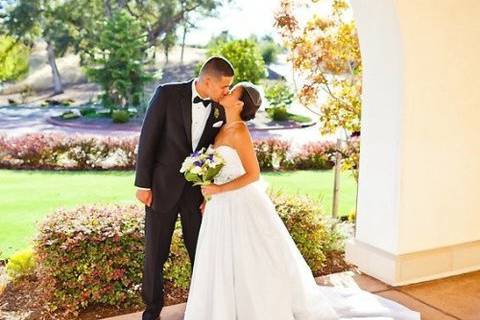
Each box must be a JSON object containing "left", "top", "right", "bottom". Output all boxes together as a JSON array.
[
  {"left": 0, "top": 133, "right": 138, "bottom": 170},
  {"left": 0, "top": 133, "right": 344, "bottom": 171},
  {"left": 292, "top": 141, "right": 337, "bottom": 170},
  {"left": 253, "top": 138, "right": 293, "bottom": 170}
]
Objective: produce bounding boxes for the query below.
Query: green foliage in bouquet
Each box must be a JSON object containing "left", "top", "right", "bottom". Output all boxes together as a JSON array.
[{"left": 180, "top": 147, "right": 225, "bottom": 186}]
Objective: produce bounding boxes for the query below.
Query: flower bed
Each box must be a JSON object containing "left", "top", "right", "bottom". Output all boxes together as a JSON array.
[{"left": 0, "top": 133, "right": 343, "bottom": 171}]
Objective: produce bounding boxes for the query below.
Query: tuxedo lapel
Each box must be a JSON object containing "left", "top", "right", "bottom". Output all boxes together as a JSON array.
[
  {"left": 195, "top": 104, "right": 218, "bottom": 152},
  {"left": 181, "top": 79, "right": 194, "bottom": 151}
]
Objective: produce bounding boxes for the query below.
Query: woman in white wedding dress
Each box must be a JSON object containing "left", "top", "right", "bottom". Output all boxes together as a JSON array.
[{"left": 183, "top": 82, "right": 420, "bottom": 320}]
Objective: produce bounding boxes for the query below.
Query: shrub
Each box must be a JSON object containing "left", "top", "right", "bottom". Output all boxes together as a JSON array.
[
  {"left": 267, "top": 106, "right": 290, "bottom": 121},
  {"left": 260, "top": 40, "right": 281, "bottom": 65},
  {"left": 270, "top": 192, "right": 345, "bottom": 274},
  {"left": 33, "top": 204, "right": 194, "bottom": 316},
  {"left": 265, "top": 81, "right": 295, "bottom": 121},
  {"left": 205, "top": 39, "right": 266, "bottom": 84},
  {"left": 60, "top": 111, "right": 80, "bottom": 120},
  {"left": 253, "top": 138, "right": 292, "bottom": 170},
  {"left": 112, "top": 110, "right": 130, "bottom": 123},
  {"left": 292, "top": 141, "right": 337, "bottom": 170},
  {"left": 80, "top": 107, "right": 97, "bottom": 117},
  {"left": 35, "top": 205, "right": 145, "bottom": 316},
  {"left": 265, "top": 81, "right": 294, "bottom": 109},
  {"left": 0, "top": 133, "right": 138, "bottom": 170},
  {"left": 6, "top": 248, "right": 36, "bottom": 280},
  {"left": 0, "top": 134, "right": 339, "bottom": 171}
]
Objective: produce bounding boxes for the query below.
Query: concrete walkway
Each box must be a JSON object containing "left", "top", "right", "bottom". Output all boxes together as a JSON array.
[{"left": 102, "top": 270, "right": 480, "bottom": 320}]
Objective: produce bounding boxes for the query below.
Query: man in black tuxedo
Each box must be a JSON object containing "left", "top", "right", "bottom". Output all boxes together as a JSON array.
[{"left": 134, "top": 56, "right": 235, "bottom": 320}]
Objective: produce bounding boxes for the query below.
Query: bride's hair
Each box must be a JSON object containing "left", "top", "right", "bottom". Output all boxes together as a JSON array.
[{"left": 238, "top": 82, "right": 262, "bottom": 121}]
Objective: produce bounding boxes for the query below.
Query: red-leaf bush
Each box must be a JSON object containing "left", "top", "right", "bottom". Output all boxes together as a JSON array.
[
  {"left": 292, "top": 141, "right": 337, "bottom": 170},
  {"left": 34, "top": 204, "right": 191, "bottom": 317},
  {"left": 0, "top": 133, "right": 342, "bottom": 171},
  {"left": 35, "top": 204, "right": 145, "bottom": 316}
]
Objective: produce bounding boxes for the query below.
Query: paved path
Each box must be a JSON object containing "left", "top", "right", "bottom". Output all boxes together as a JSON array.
[{"left": 0, "top": 104, "right": 337, "bottom": 146}]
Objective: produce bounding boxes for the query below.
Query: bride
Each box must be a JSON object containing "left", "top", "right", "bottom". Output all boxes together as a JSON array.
[{"left": 183, "top": 82, "right": 420, "bottom": 320}]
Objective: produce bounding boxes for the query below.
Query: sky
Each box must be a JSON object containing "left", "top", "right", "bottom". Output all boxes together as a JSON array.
[
  {"left": 184, "top": 0, "right": 283, "bottom": 46},
  {"left": 184, "top": 0, "right": 344, "bottom": 46}
]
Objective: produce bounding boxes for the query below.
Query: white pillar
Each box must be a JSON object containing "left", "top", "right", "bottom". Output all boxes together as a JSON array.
[{"left": 347, "top": 0, "right": 480, "bottom": 285}]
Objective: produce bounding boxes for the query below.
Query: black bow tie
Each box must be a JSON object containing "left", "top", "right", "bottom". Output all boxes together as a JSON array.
[{"left": 193, "top": 96, "right": 212, "bottom": 107}]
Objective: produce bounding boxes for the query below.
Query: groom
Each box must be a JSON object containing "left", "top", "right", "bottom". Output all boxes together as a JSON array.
[{"left": 134, "top": 56, "right": 234, "bottom": 320}]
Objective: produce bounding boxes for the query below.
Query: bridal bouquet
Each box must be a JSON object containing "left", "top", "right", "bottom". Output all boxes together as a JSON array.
[{"left": 180, "top": 145, "right": 225, "bottom": 199}]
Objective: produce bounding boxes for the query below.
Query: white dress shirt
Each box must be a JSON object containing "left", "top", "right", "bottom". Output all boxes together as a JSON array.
[
  {"left": 191, "top": 79, "right": 212, "bottom": 151},
  {"left": 137, "top": 79, "right": 211, "bottom": 191}
]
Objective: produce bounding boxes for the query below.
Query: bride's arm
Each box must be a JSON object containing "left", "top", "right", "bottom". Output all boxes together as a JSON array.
[{"left": 202, "top": 125, "right": 260, "bottom": 195}]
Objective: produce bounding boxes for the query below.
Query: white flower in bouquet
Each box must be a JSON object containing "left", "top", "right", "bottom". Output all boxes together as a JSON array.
[{"left": 180, "top": 145, "right": 225, "bottom": 199}]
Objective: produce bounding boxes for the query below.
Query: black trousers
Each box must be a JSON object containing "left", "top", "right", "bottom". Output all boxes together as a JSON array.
[{"left": 141, "top": 185, "right": 202, "bottom": 320}]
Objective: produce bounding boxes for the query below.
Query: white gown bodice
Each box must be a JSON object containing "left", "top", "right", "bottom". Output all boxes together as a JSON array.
[{"left": 213, "top": 145, "right": 246, "bottom": 185}]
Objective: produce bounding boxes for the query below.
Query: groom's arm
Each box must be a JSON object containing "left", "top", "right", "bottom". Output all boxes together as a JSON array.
[{"left": 134, "top": 85, "right": 167, "bottom": 189}]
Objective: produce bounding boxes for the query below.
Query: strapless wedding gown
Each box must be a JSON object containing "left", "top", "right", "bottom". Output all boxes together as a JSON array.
[{"left": 183, "top": 145, "right": 420, "bottom": 320}]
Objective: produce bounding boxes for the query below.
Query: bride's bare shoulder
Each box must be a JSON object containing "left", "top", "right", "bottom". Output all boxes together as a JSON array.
[{"left": 232, "top": 123, "right": 252, "bottom": 143}]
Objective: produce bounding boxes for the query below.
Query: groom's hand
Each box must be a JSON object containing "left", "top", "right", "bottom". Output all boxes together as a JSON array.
[{"left": 136, "top": 189, "right": 153, "bottom": 207}]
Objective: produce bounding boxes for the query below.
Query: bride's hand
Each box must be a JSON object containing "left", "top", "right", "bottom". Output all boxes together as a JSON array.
[{"left": 201, "top": 184, "right": 223, "bottom": 197}]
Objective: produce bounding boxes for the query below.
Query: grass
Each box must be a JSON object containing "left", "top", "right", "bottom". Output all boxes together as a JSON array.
[
  {"left": 0, "top": 169, "right": 357, "bottom": 259},
  {"left": 286, "top": 112, "right": 311, "bottom": 123}
]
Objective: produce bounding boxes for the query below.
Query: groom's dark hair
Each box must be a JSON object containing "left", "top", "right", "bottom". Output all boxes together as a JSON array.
[{"left": 199, "top": 56, "right": 235, "bottom": 79}]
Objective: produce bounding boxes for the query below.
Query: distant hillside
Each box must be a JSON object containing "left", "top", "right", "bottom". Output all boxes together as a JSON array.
[{"left": 1, "top": 40, "right": 207, "bottom": 96}]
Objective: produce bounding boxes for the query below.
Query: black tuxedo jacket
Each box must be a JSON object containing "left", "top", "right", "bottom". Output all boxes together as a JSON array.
[{"left": 134, "top": 79, "right": 225, "bottom": 213}]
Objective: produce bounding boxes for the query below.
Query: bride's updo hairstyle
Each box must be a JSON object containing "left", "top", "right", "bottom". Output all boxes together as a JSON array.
[{"left": 238, "top": 82, "right": 262, "bottom": 121}]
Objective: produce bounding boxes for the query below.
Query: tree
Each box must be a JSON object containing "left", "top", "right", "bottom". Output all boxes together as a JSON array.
[
  {"left": 83, "top": 10, "right": 153, "bottom": 110},
  {"left": 161, "top": 30, "right": 177, "bottom": 64},
  {"left": 251, "top": 34, "right": 283, "bottom": 65},
  {"left": 275, "top": 0, "right": 361, "bottom": 179},
  {"left": 206, "top": 39, "right": 267, "bottom": 84},
  {"left": 0, "top": 0, "right": 83, "bottom": 94},
  {"left": 0, "top": 35, "right": 29, "bottom": 82},
  {"left": 122, "top": 0, "right": 226, "bottom": 47}
]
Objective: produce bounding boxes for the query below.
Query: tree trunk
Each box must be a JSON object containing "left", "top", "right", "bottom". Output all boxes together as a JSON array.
[
  {"left": 164, "top": 45, "right": 169, "bottom": 64},
  {"left": 46, "top": 41, "right": 63, "bottom": 95},
  {"left": 180, "top": 23, "right": 187, "bottom": 65},
  {"left": 104, "top": 0, "right": 112, "bottom": 17},
  {"left": 332, "top": 137, "right": 343, "bottom": 218}
]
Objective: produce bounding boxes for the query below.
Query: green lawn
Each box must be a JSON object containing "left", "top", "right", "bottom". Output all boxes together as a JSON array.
[{"left": 0, "top": 169, "right": 357, "bottom": 259}]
